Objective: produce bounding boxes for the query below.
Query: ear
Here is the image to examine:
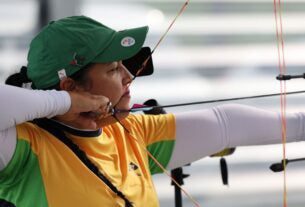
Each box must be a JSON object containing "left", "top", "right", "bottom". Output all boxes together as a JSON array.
[{"left": 59, "top": 78, "right": 76, "bottom": 91}]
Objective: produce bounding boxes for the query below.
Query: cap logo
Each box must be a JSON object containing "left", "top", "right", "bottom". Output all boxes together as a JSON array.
[
  {"left": 58, "top": 69, "right": 67, "bottom": 80},
  {"left": 121, "top": 37, "right": 135, "bottom": 47}
]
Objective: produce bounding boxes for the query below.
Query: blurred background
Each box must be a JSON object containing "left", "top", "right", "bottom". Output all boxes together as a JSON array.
[{"left": 1, "top": 0, "right": 305, "bottom": 206}]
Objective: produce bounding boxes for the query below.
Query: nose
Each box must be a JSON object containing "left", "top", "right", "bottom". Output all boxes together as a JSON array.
[{"left": 120, "top": 63, "right": 133, "bottom": 86}]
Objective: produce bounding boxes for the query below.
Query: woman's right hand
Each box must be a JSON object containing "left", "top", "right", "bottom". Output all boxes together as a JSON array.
[{"left": 56, "top": 91, "right": 111, "bottom": 130}]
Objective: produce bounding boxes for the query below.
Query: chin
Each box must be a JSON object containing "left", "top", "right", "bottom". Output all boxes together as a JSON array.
[
  {"left": 115, "top": 98, "right": 131, "bottom": 110},
  {"left": 115, "top": 104, "right": 130, "bottom": 111}
]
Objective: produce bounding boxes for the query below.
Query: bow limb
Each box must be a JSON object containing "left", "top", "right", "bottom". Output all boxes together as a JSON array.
[{"left": 134, "top": 0, "right": 191, "bottom": 78}]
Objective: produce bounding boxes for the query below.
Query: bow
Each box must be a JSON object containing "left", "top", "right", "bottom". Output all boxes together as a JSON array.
[
  {"left": 117, "top": 1, "right": 202, "bottom": 206},
  {"left": 114, "top": 0, "right": 305, "bottom": 206}
]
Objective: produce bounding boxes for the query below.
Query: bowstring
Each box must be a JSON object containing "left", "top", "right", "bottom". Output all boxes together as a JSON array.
[
  {"left": 130, "top": 1, "right": 291, "bottom": 207},
  {"left": 121, "top": 0, "right": 201, "bottom": 206},
  {"left": 134, "top": 0, "right": 191, "bottom": 79},
  {"left": 112, "top": 114, "right": 201, "bottom": 207},
  {"left": 273, "top": 0, "right": 288, "bottom": 206}
]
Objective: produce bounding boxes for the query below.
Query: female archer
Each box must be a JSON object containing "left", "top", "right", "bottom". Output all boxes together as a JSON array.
[{"left": 1, "top": 16, "right": 305, "bottom": 207}]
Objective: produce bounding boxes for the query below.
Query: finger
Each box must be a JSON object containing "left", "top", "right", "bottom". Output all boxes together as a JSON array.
[
  {"left": 104, "top": 101, "right": 113, "bottom": 115},
  {"left": 90, "top": 96, "right": 111, "bottom": 112},
  {"left": 70, "top": 92, "right": 109, "bottom": 113}
]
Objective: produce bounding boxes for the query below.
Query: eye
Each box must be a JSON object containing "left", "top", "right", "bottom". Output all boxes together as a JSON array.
[{"left": 109, "top": 67, "right": 119, "bottom": 73}]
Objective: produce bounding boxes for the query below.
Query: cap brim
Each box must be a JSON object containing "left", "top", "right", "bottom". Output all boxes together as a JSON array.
[{"left": 92, "top": 26, "right": 149, "bottom": 63}]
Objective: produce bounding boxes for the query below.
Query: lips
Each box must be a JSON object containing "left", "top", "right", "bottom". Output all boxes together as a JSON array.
[{"left": 123, "top": 89, "right": 130, "bottom": 97}]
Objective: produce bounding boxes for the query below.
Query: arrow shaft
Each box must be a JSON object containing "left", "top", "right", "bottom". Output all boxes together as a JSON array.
[{"left": 118, "top": 90, "right": 305, "bottom": 113}]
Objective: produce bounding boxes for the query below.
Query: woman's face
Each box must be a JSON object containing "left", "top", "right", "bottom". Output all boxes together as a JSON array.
[
  {"left": 56, "top": 61, "right": 133, "bottom": 130},
  {"left": 86, "top": 61, "right": 133, "bottom": 111}
]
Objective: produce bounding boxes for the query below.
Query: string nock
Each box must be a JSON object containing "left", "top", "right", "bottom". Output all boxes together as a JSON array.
[{"left": 276, "top": 73, "right": 305, "bottom": 81}]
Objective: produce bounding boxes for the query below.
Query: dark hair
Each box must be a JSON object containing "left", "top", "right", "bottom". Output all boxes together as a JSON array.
[
  {"left": 5, "top": 66, "right": 30, "bottom": 87},
  {"left": 5, "top": 64, "right": 93, "bottom": 90}
]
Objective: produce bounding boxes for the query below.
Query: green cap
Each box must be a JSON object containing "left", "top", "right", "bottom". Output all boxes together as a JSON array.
[{"left": 27, "top": 16, "right": 149, "bottom": 89}]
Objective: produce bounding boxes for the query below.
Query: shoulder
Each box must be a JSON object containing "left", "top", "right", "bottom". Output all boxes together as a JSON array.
[
  {"left": 15, "top": 122, "right": 52, "bottom": 154},
  {"left": 123, "top": 113, "right": 175, "bottom": 126},
  {"left": 123, "top": 113, "right": 176, "bottom": 140},
  {"left": 16, "top": 122, "right": 41, "bottom": 140},
  {"left": 103, "top": 114, "right": 175, "bottom": 135}
]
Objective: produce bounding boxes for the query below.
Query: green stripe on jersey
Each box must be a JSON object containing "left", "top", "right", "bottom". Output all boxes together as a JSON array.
[
  {"left": 147, "top": 140, "right": 175, "bottom": 174},
  {"left": 0, "top": 140, "right": 48, "bottom": 207}
]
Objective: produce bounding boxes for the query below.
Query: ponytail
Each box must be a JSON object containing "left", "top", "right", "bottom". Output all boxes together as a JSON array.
[
  {"left": 5, "top": 66, "right": 32, "bottom": 88},
  {"left": 5, "top": 63, "right": 93, "bottom": 90}
]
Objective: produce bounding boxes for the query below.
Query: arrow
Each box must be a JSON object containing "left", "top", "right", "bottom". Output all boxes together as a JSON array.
[{"left": 114, "top": 90, "right": 305, "bottom": 114}]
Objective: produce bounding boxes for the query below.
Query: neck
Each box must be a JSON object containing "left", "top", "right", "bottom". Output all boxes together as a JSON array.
[{"left": 37, "top": 118, "right": 102, "bottom": 137}]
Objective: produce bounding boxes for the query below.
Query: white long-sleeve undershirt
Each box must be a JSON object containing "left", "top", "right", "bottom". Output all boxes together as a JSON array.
[
  {"left": 0, "top": 84, "right": 71, "bottom": 170},
  {"left": 167, "top": 105, "right": 305, "bottom": 169}
]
